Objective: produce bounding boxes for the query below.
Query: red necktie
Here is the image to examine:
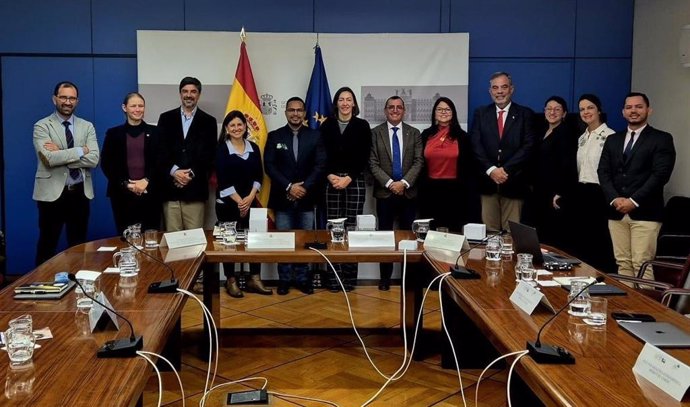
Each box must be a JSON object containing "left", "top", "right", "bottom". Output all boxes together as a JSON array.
[{"left": 497, "top": 110, "right": 505, "bottom": 139}]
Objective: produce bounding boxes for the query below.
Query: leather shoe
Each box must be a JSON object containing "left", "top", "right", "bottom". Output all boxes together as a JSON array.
[
  {"left": 225, "top": 278, "right": 244, "bottom": 298},
  {"left": 245, "top": 274, "right": 273, "bottom": 295},
  {"left": 378, "top": 279, "right": 390, "bottom": 291},
  {"left": 277, "top": 282, "right": 289, "bottom": 295},
  {"left": 296, "top": 281, "right": 314, "bottom": 295}
]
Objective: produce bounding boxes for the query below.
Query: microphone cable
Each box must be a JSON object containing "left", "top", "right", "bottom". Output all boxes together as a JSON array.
[{"left": 137, "top": 350, "right": 186, "bottom": 407}]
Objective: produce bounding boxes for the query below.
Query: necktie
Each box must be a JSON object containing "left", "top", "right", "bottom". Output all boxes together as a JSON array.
[
  {"left": 293, "top": 133, "right": 299, "bottom": 161},
  {"left": 497, "top": 110, "right": 505, "bottom": 139},
  {"left": 62, "top": 121, "right": 81, "bottom": 180},
  {"left": 391, "top": 127, "right": 402, "bottom": 181},
  {"left": 623, "top": 131, "right": 636, "bottom": 159}
]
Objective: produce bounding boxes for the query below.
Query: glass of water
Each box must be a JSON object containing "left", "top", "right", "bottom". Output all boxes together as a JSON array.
[
  {"left": 568, "top": 279, "right": 592, "bottom": 317},
  {"left": 144, "top": 229, "right": 158, "bottom": 248},
  {"left": 515, "top": 253, "right": 533, "bottom": 281},
  {"left": 485, "top": 235, "right": 503, "bottom": 261},
  {"left": 5, "top": 327, "right": 35, "bottom": 367},
  {"left": 584, "top": 297, "right": 607, "bottom": 326}
]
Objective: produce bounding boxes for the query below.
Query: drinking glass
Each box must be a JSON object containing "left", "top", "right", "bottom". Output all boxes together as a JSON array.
[
  {"left": 568, "top": 279, "right": 592, "bottom": 317},
  {"left": 144, "top": 229, "right": 158, "bottom": 248},
  {"left": 221, "top": 221, "right": 237, "bottom": 245},
  {"left": 520, "top": 261, "right": 538, "bottom": 287},
  {"left": 5, "top": 328, "right": 35, "bottom": 367},
  {"left": 584, "top": 297, "right": 607, "bottom": 326},
  {"left": 500, "top": 236, "right": 514, "bottom": 261},
  {"left": 75, "top": 277, "right": 100, "bottom": 309},
  {"left": 515, "top": 253, "right": 533, "bottom": 281},
  {"left": 327, "top": 220, "right": 346, "bottom": 243},
  {"left": 412, "top": 220, "right": 430, "bottom": 242},
  {"left": 485, "top": 235, "right": 503, "bottom": 261}
]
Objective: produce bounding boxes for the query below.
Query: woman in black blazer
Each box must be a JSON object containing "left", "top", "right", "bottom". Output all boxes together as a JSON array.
[
  {"left": 320, "top": 87, "right": 372, "bottom": 291},
  {"left": 419, "top": 97, "right": 477, "bottom": 232},
  {"left": 101, "top": 92, "right": 161, "bottom": 234}
]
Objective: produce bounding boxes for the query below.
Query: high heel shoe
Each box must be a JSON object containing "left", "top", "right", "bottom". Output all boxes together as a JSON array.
[
  {"left": 245, "top": 274, "right": 273, "bottom": 295},
  {"left": 225, "top": 277, "right": 244, "bottom": 298}
]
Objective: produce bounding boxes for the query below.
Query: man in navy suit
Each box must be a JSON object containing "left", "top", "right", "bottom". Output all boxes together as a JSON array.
[
  {"left": 470, "top": 72, "right": 536, "bottom": 232},
  {"left": 598, "top": 92, "right": 675, "bottom": 278},
  {"left": 369, "top": 96, "right": 423, "bottom": 290},
  {"left": 156, "top": 77, "right": 217, "bottom": 232},
  {"left": 264, "top": 97, "right": 326, "bottom": 295}
]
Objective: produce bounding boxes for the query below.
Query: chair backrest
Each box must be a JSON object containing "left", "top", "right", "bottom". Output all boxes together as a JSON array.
[
  {"left": 660, "top": 196, "right": 690, "bottom": 236},
  {"left": 654, "top": 254, "right": 690, "bottom": 288}
]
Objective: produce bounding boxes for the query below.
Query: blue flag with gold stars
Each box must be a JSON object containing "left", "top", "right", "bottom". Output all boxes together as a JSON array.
[{"left": 305, "top": 45, "right": 331, "bottom": 129}]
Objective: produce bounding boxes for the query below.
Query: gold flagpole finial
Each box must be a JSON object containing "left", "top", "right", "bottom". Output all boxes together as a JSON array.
[{"left": 240, "top": 27, "right": 246, "bottom": 42}]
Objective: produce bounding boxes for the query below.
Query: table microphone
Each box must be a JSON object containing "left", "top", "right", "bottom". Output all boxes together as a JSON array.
[
  {"left": 527, "top": 275, "right": 605, "bottom": 364},
  {"left": 450, "top": 230, "right": 506, "bottom": 279},
  {"left": 304, "top": 206, "right": 327, "bottom": 249},
  {"left": 67, "top": 273, "right": 143, "bottom": 358},
  {"left": 120, "top": 236, "right": 179, "bottom": 293}
]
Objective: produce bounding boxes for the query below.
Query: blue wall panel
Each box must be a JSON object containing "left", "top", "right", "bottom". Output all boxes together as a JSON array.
[
  {"left": 575, "top": 0, "right": 633, "bottom": 58},
  {"left": 92, "top": 0, "right": 185, "bottom": 54},
  {"left": 2, "top": 57, "right": 95, "bottom": 274},
  {"left": 0, "top": 1, "right": 92, "bottom": 54},
  {"left": 468, "top": 60, "right": 574, "bottom": 124},
  {"left": 314, "top": 0, "right": 443, "bottom": 33},
  {"left": 186, "top": 0, "right": 315, "bottom": 32},
  {"left": 450, "top": 0, "right": 577, "bottom": 58},
  {"left": 573, "top": 58, "right": 632, "bottom": 131}
]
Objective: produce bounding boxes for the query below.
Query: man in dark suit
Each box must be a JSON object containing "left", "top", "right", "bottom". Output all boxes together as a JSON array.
[
  {"left": 369, "top": 96, "right": 423, "bottom": 290},
  {"left": 470, "top": 72, "right": 536, "bottom": 232},
  {"left": 156, "top": 77, "right": 217, "bottom": 232},
  {"left": 264, "top": 97, "right": 326, "bottom": 295},
  {"left": 598, "top": 92, "right": 675, "bottom": 278},
  {"left": 33, "top": 81, "right": 100, "bottom": 265}
]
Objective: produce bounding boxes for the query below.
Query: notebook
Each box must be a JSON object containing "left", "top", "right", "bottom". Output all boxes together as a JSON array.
[
  {"left": 618, "top": 321, "right": 690, "bottom": 348},
  {"left": 14, "top": 281, "right": 76, "bottom": 300},
  {"left": 560, "top": 284, "right": 627, "bottom": 296},
  {"left": 508, "top": 221, "right": 581, "bottom": 265}
]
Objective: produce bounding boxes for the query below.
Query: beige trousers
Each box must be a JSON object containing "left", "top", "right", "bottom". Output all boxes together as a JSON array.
[
  {"left": 163, "top": 201, "right": 205, "bottom": 232},
  {"left": 481, "top": 194, "right": 523, "bottom": 233},
  {"left": 608, "top": 215, "right": 661, "bottom": 279}
]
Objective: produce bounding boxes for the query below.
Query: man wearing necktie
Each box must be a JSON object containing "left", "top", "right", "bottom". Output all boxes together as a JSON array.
[
  {"left": 470, "top": 72, "right": 536, "bottom": 232},
  {"left": 32, "top": 81, "right": 100, "bottom": 265},
  {"left": 370, "top": 96, "right": 423, "bottom": 290},
  {"left": 598, "top": 92, "right": 676, "bottom": 278}
]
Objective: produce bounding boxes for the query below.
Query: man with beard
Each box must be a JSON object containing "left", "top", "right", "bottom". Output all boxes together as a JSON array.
[
  {"left": 33, "top": 81, "right": 100, "bottom": 265},
  {"left": 598, "top": 92, "right": 676, "bottom": 278},
  {"left": 157, "top": 77, "right": 217, "bottom": 232}
]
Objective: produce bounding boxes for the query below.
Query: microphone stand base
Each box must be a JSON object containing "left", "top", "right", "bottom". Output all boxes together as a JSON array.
[
  {"left": 304, "top": 242, "right": 327, "bottom": 249},
  {"left": 450, "top": 265, "right": 481, "bottom": 280},
  {"left": 527, "top": 341, "right": 575, "bottom": 364},
  {"left": 97, "top": 336, "right": 143, "bottom": 358},
  {"left": 148, "top": 279, "right": 179, "bottom": 293}
]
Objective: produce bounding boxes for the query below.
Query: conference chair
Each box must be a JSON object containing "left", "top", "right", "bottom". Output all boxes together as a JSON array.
[
  {"left": 661, "top": 287, "right": 690, "bottom": 316},
  {"left": 610, "top": 254, "right": 690, "bottom": 303},
  {"left": 657, "top": 196, "right": 690, "bottom": 261}
]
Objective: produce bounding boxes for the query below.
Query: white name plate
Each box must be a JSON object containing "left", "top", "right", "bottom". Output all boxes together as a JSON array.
[
  {"left": 424, "top": 230, "right": 470, "bottom": 252},
  {"left": 89, "top": 292, "right": 120, "bottom": 332},
  {"left": 163, "top": 244, "right": 205, "bottom": 263},
  {"left": 633, "top": 343, "right": 690, "bottom": 401},
  {"left": 510, "top": 280, "right": 545, "bottom": 315},
  {"left": 249, "top": 208, "right": 268, "bottom": 232},
  {"left": 348, "top": 231, "right": 395, "bottom": 249},
  {"left": 159, "top": 228, "right": 207, "bottom": 249},
  {"left": 246, "top": 232, "right": 295, "bottom": 250}
]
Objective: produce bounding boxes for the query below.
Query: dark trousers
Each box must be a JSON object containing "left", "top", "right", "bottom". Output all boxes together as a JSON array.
[
  {"left": 109, "top": 191, "right": 161, "bottom": 235},
  {"left": 377, "top": 195, "right": 417, "bottom": 281},
  {"left": 35, "top": 184, "right": 90, "bottom": 266}
]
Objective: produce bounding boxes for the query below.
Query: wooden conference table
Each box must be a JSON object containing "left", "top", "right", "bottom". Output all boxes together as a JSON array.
[
  {"left": 424, "top": 247, "right": 690, "bottom": 407},
  {"left": 0, "top": 237, "right": 203, "bottom": 407}
]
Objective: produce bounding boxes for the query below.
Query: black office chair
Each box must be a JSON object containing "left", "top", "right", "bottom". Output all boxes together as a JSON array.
[
  {"left": 610, "top": 254, "right": 690, "bottom": 303},
  {"left": 657, "top": 196, "right": 690, "bottom": 261}
]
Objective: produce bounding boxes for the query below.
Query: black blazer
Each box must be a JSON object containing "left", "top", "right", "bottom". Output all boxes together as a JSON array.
[
  {"left": 156, "top": 107, "right": 217, "bottom": 202},
  {"left": 320, "top": 116, "right": 372, "bottom": 179},
  {"left": 264, "top": 124, "right": 326, "bottom": 211},
  {"left": 598, "top": 125, "right": 675, "bottom": 221},
  {"left": 532, "top": 122, "right": 578, "bottom": 200},
  {"left": 101, "top": 122, "right": 161, "bottom": 198},
  {"left": 469, "top": 102, "right": 536, "bottom": 198}
]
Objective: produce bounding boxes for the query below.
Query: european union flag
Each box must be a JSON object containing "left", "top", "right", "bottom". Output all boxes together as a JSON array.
[{"left": 305, "top": 45, "right": 332, "bottom": 129}]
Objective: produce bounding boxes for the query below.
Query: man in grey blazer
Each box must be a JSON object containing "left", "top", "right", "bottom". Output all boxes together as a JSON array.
[
  {"left": 33, "top": 81, "right": 100, "bottom": 265},
  {"left": 370, "top": 96, "right": 423, "bottom": 290}
]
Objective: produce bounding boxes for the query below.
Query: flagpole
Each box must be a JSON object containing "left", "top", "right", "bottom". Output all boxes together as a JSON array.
[{"left": 240, "top": 26, "right": 246, "bottom": 42}]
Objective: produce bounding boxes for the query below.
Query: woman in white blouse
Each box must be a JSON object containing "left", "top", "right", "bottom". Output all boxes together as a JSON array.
[{"left": 568, "top": 94, "right": 617, "bottom": 272}]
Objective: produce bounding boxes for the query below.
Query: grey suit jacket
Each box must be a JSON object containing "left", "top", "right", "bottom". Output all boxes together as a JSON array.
[
  {"left": 369, "top": 122, "right": 423, "bottom": 199},
  {"left": 32, "top": 112, "right": 100, "bottom": 202}
]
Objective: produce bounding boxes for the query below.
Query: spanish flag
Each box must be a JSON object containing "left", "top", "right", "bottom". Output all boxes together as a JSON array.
[{"left": 225, "top": 30, "right": 270, "bottom": 210}]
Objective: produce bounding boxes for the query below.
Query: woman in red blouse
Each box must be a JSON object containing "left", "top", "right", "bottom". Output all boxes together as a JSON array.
[{"left": 419, "top": 97, "right": 475, "bottom": 232}]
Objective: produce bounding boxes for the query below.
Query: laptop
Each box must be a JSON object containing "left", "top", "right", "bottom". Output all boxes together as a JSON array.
[
  {"left": 508, "top": 221, "right": 581, "bottom": 265},
  {"left": 618, "top": 321, "right": 690, "bottom": 348}
]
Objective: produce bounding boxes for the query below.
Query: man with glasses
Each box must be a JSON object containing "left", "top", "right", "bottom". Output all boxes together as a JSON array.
[
  {"left": 470, "top": 72, "right": 536, "bottom": 232},
  {"left": 369, "top": 96, "right": 423, "bottom": 290},
  {"left": 264, "top": 96, "right": 326, "bottom": 295},
  {"left": 33, "top": 81, "right": 100, "bottom": 265}
]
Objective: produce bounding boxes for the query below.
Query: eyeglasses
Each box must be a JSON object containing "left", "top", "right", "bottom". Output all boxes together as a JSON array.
[
  {"left": 56, "top": 96, "right": 78, "bottom": 103},
  {"left": 545, "top": 107, "right": 563, "bottom": 112},
  {"left": 386, "top": 105, "right": 404, "bottom": 111},
  {"left": 435, "top": 108, "right": 452, "bottom": 113},
  {"left": 286, "top": 108, "right": 304, "bottom": 113}
]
